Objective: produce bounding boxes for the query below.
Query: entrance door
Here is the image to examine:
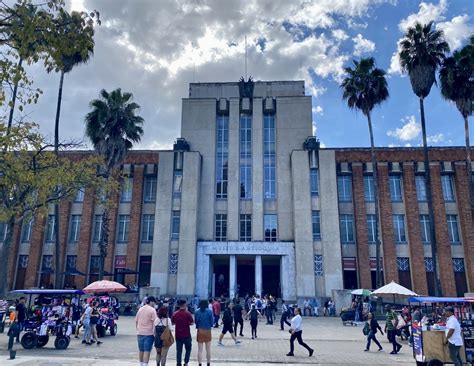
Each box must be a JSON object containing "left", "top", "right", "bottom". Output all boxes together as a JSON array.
[
  {"left": 237, "top": 257, "right": 255, "bottom": 297},
  {"left": 213, "top": 256, "right": 229, "bottom": 297},
  {"left": 262, "top": 256, "right": 281, "bottom": 298}
]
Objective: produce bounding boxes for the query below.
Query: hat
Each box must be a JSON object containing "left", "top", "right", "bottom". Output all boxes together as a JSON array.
[
  {"left": 147, "top": 296, "right": 156, "bottom": 303},
  {"left": 444, "top": 306, "right": 454, "bottom": 313}
]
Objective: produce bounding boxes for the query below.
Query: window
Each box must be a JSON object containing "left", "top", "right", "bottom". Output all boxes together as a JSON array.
[
  {"left": 453, "top": 258, "right": 465, "bottom": 272},
  {"left": 66, "top": 255, "right": 77, "bottom": 270},
  {"left": 92, "top": 214, "right": 103, "bottom": 243},
  {"left": 74, "top": 188, "right": 85, "bottom": 203},
  {"left": 117, "top": 215, "right": 130, "bottom": 243},
  {"left": 393, "top": 215, "right": 407, "bottom": 243},
  {"left": 120, "top": 177, "right": 133, "bottom": 202},
  {"left": 42, "top": 255, "right": 53, "bottom": 269},
  {"left": 364, "top": 175, "right": 375, "bottom": 202},
  {"left": 424, "top": 257, "right": 434, "bottom": 272},
  {"left": 312, "top": 211, "right": 321, "bottom": 240},
  {"left": 366, "top": 214, "right": 377, "bottom": 243},
  {"left": 397, "top": 257, "right": 410, "bottom": 271},
  {"left": 0, "top": 221, "right": 7, "bottom": 242},
  {"left": 216, "top": 115, "right": 229, "bottom": 199},
  {"left": 314, "top": 255, "right": 323, "bottom": 276},
  {"left": 18, "top": 255, "right": 29, "bottom": 269},
  {"left": 447, "top": 215, "right": 460, "bottom": 244},
  {"left": 337, "top": 175, "right": 352, "bottom": 202},
  {"left": 45, "top": 215, "right": 56, "bottom": 242},
  {"left": 264, "top": 214, "right": 277, "bottom": 242},
  {"left": 339, "top": 214, "right": 354, "bottom": 243},
  {"left": 169, "top": 254, "right": 178, "bottom": 275},
  {"left": 69, "top": 215, "right": 81, "bottom": 243},
  {"left": 239, "top": 214, "right": 252, "bottom": 242},
  {"left": 90, "top": 256, "right": 101, "bottom": 272},
  {"left": 240, "top": 114, "right": 252, "bottom": 199},
  {"left": 215, "top": 214, "right": 227, "bottom": 241},
  {"left": 20, "top": 217, "right": 33, "bottom": 243},
  {"left": 173, "top": 171, "right": 183, "bottom": 194},
  {"left": 310, "top": 168, "right": 319, "bottom": 196},
  {"left": 171, "top": 211, "right": 180, "bottom": 239},
  {"left": 389, "top": 175, "right": 403, "bottom": 201},
  {"left": 441, "top": 175, "right": 455, "bottom": 201},
  {"left": 263, "top": 113, "right": 276, "bottom": 199},
  {"left": 415, "top": 175, "right": 427, "bottom": 201},
  {"left": 141, "top": 214, "right": 154, "bottom": 242},
  {"left": 143, "top": 175, "right": 157, "bottom": 202},
  {"left": 419, "top": 215, "right": 431, "bottom": 244}
]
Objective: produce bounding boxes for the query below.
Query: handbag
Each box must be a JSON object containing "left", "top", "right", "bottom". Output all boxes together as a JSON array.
[
  {"left": 160, "top": 319, "right": 174, "bottom": 347},
  {"left": 362, "top": 322, "right": 370, "bottom": 336}
]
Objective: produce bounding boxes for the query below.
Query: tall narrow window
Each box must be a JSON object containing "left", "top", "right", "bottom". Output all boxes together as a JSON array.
[
  {"left": 447, "top": 215, "right": 460, "bottom": 244},
  {"left": 173, "top": 171, "right": 183, "bottom": 195},
  {"left": 239, "top": 214, "right": 252, "bottom": 241},
  {"left": 215, "top": 214, "right": 227, "bottom": 241},
  {"left": 45, "top": 214, "right": 56, "bottom": 243},
  {"left": 20, "top": 217, "right": 33, "bottom": 243},
  {"left": 339, "top": 214, "right": 354, "bottom": 243},
  {"left": 117, "top": 214, "right": 130, "bottom": 243},
  {"left": 69, "top": 215, "right": 81, "bottom": 243},
  {"left": 171, "top": 211, "right": 180, "bottom": 239},
  {"left": 441, "top": 175, "right": 455, "bottom": 201},
  {"left": 216, "top": 115, "right": 229, "bottom": 199},
  {"left": 364, "top": 175, "right": 375, "bottom": 202},
  {"left": 312, "top": 211, "right": 321, "bottom": 240},
  {"left": 263, "top": 113, "right": 276, "bottom": 199},
  {"left": 141, "top": 214, "right": 154, "bottom": 242},
  {"left": 0, "top": 221, "right": 7, "bottom": 242},
  {"left": 121, "top": 177, "right": 133, "bottom": 202},
  {"left": 74, "top": 188, "right": 85, "bottom": 203},
  {"left": 366, "top": 214, "right": 377, "bottom": 243},
  {"left": 240, "top": 114, "right": 252, "bottom": 199},
  {"left": 397, "top": 257, "right": 412, "bottom": 289},
  {"left": 92, "top": 214, "right": 103, "bottom": 243},
  {"left": 310, "top": 168, "right": 319, "bottom": 196},
  {"left": 419, "top": 215, "right": 431, "bottom": 244},
  {"left": 393, "top": 214, "right": 407, "bottom": 243},
  {"left": 264, "top": 214, "right": 277, "bottom": 241},
  {"left": 389, "top": 175, "right": 403, "bottom": 201},
  {"left": 337, "top": 175, "right": 352, "bottom": 202},
  {"left": 143, "top": 175, "right": 157, "bottom": 202},
  {"left": 415, "top": 175, "right": 427, "bottom": 201}
]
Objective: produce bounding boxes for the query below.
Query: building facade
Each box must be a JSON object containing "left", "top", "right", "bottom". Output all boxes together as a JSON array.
[{"left": 2, "top": 80, "right": 473, "bottom": 299}]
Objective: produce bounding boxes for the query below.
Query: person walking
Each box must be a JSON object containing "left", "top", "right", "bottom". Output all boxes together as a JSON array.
[
  {"left": 444, "top": 306, "right": 463, "bottom": 366},
  {"left": 212, "top": 298, "right": 221, "bottom": 328},
  {"left": 364, "top": 312, "right": 383, "bottom": 352},
  {"left": 80, "top": 300, "right": 92, "bottom": 345},
  {"left": 218, "top": 302, "right": 241, "bottom": 346},
  {"left": 14, "top": 297, "right": 26, "bottom": 343},
  {"left": 154, "top": 306, "right": 172, "bottom": 366},
  {"left": 280, "top": 300, "right": 291, "bottom": 331},
  {"left": 232, "top": 299, "right": 244, "bottom": 337},
  {"left": 89, "top": 301, "right": 102, "bottom": 345},
  {"left": 172, "top": 299, "right": 194, "bottom": 366},
  {"left": 286, "top": 308, "right": 314, "bottom": 357},
  {"left": 194, "top": 299, "right": 213, "bottom": 366},
  {"left": 384, "top": 305, "right": 402, "bottom": 354},
  {"left": 135, "top": 296, "right": 157, "bottom": 366},
  {"left": 303, "top": 298, "right": 311, "bottom": 316},
  {"left": 246, "top": 304, "right": 261, "bottom": 339}
]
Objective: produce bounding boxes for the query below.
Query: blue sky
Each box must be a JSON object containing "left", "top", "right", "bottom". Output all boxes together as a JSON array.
[{"left": 21, "top": 0, "right": 474, "bottom": 150}]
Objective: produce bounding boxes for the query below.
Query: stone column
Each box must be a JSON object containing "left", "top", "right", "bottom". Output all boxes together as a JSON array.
[
  {"left": 229, "top": 255, "right": 237, "bottom": 298},
  {"left": 255, "top": 255, "right": 262, "bottom": 295}
]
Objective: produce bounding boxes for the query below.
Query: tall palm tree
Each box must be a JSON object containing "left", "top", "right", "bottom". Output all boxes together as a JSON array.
[
  {"left": 85, "top": 88, "right": 144, "bottom": 280},
  {"left": 399, "top": 21, "right": 449, "bottom": 296},
  {"left": 439, "top": 37, "right": 474, "bottom": 209},
  {"left": 341, "top": 57, "right": 389, "bottom": 289}
]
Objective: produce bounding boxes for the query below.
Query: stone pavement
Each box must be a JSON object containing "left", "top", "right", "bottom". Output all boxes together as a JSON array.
[{"left": 0, "top": 316, "right": 415, "bottom": 365}]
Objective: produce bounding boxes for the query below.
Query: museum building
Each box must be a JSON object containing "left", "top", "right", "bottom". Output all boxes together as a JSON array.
[{"left": 2, "top": 80, "right": 474, "bottom": 299}]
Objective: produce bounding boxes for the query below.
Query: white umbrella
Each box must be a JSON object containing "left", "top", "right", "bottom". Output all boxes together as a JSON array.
[
  {"left": 351, "top": 289, "right": 373, "bottom": 297},
  {"left": 372, "top": 281, "right": 418, "bottom": 296}
]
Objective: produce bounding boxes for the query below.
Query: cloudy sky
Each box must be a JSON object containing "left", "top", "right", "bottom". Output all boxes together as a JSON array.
[{"left": 18, "top": 0, "right": 474, "bottom": 149}]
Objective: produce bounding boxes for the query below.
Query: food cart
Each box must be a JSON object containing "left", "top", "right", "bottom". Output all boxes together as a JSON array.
[{"left": 408, "top": 296, "right": 474, "bottom": 366}]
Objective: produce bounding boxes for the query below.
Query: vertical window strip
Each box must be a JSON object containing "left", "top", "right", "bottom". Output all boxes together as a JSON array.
[
  {"left": 216, "top": 115, "right": 229, "bottom": 199},
  {"left": 337, "top": 175, "right": 352, "bottom": 201},
  {"left": 367, "top": 214, "right": 376, "bottom": 243},
  {"left": 264, "top": 214, "right": 277, "bottom": 242},
  {"left": 389, "top": 175, "right": 402, "bottom": 201},
  {"left": 171, "top": 211, "right": 180, "bottom": 239},
  {"left": 263, "top": 114, "right": 276, "bottom": 199},
  {"left": 141, "top": 214, "right": 154, "bottom": 242},
  {"left": 447, "top": 215, "right": 460, "bottom": 244},
  {"left": 117, "top": 215, "right": 130, "bottom": 243},
  {"left": 393, "top": 215, "right": 406, "bottom": 243},
  {"left": 415, "top": 175, "right": 427, "bottom": 201},
  {"left": 69, "top": 215, "right": 81, "bottom": 243},
  {"left": 239, "top": 214, "right": 252, "bottom": 241},
  {"left": 144, "top": 175, "right": 157, "bottom": 202},
  {"left": 340, "top": 214, "right": 354, "bottom": 243},
  {"left": 240, "top": 115, "right": 252, "bottom": 199},
  {"left": 364, "top": 175, "right": 374, "bottom": 201},
  {"left": 441, "top": 175, "right": 455, "bottom": 201},
  {"left": 312, "top": 211, "right": 321, "bottom": 240},
  {"left": 419, "top": 215, "right": 431, "bottom": 244},
  {"left": 215, "top": 214, "right": 227, "bottom": 241},
  {"left": 93, "top": 214, "right": 103, "bottom": 243},
  {"left": 310, "top": 168, "right": 319, "bottom": 196}
]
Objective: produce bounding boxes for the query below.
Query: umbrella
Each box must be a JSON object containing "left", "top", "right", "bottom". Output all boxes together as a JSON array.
[
  {"left": 83, "top": 280, "right": 127, "bottom": 294},
  {"left": 351, "top": 289, "right": 373, "bottom": 297},
  {"left": 372, "top": 281, "right": 417, "bottom": 305}
]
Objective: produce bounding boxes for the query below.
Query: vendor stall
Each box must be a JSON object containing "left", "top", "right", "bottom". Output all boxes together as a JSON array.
[{"left": 408, "top": 296, "right": 474, "bottom": 366}]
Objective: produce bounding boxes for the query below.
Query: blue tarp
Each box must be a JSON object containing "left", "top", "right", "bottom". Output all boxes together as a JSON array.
[
  {"left": 408, "top": 296, "right": 469, "bottom": 303},
  {"left": 10, "top": 289, "right": 84, "bottom": 295}
]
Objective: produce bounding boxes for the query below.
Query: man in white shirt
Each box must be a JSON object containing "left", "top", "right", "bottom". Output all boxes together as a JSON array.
[
  {"left": 444, "top": 306, "right": 463, "bottom": 366},
  {"left": 286, "top": 307, "right": 314, "bottom": 357}
]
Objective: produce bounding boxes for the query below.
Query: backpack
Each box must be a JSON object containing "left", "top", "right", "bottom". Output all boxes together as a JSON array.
[
  {"left": 256, "top": 299, "right": 262, "bottom": 309},
  {"left": 363, "top": 321, "right": 370, "bottom": 336}
]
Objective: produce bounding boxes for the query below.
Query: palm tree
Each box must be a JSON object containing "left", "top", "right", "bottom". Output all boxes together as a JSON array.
[
  {"left": 399, "top": 21, "right": 449, "bottom": 296},
  {"left": 439, "top": 37, "right": 474, "bottom": 209},
  {"left": 341, "top": 57, "right": 389, "bottom": 289},
  {"left": 85, "top": 88, "right": 144, "bottom": 280}
]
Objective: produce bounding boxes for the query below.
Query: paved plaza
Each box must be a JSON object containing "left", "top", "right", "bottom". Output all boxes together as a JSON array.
[{"left": 0, "top": 316, "right": 415, "bottom": 365}]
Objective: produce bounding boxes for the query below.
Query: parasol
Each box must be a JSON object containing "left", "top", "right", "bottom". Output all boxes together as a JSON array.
[
  {"left": 351, "top": 289, "right": 373, "bottom": 297},
  {"left": 372, "top": 281, "right": 417, "bottom": 305},
  {"left": 83, "top": 280, "right": 127, "bottom": 294}
]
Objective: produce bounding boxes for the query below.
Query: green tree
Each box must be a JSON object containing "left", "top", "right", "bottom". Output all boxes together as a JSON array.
[
  {"left": 399, "top": 21, "right": 449, "bottom": 296},
  {"left": 439, "top": 37, "right": 474, "bottom": 210},
  {"left": 341, "top": 57, "right": 389, "bottom": 289},
  {"left": 85, "top": 89, "right": 144, "bottom": 280}
]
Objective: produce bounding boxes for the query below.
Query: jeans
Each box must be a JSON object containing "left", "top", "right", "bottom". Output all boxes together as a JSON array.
[
  {"left": 448, "top": 342, "right": 463, "bottom": 366},
  {"left": 266, "top": 308, "right": 273, "bottom": 324},
  {"left": 250, "top": 319, "right": 258, "bottom": 338},
  {"left": 83, "top": 319, "right": 91, "bottom": 342},
  {"left": 213, "top": 314, "right": 219, "bottom": 327},
  {"left": 289, "top": 330, "right": 313, "bottom": 354},
  {"left": 303, "top": 307, "right": 312, "bottom": 316},
  {"left": 15, "top": 320, "right": 24, "bottom": 342},
  {"left": 176, "top": 336, "right": 192, "bottom": 366},
  {"left": 280, "top": 313, "right": 291, "bottom": 330},
  {"left": 366, "top": 331, "right": 382, "bottom": 350},
  {"left": 387, "top": 329, "right": 401, "bottom": 352}
]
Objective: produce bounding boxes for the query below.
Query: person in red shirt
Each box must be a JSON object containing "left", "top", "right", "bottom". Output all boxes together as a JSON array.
[
  {"left": 212, "top": 298, "right": 221, "bottom": 328},
  {"left": 171, "top": 299, "right": 194, "bottom": 366}
]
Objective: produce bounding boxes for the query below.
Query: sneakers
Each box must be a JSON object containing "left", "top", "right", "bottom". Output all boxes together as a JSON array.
[
  {"left": 389, "top": 351, "right": 396, "bottom": 354},
  {"left": 97, "top": 341, "right": 102, "bottom": 345},
  {"left": 378, "top": 348, "right": 383, "bottom": 352},
  {"left": 81, "top": 340, "right": 86, "bottom": 344},
  {"left": 364, "top": 349, "right": 369, "bottom": 352},
  {"left": 286, "top": 352, "right": 294, "bottom": 356},
  {"left": 396, "top": 345, "right": 402, "bottom": 353},
  {"left": 235, "top": 340, "right": 241, "bottom": 345},
  {"left": 217, "top": 342, "right": 224, "bottom": 347},
  {"left": 309, "top": 349, "right": 314, "bottom": 357}
]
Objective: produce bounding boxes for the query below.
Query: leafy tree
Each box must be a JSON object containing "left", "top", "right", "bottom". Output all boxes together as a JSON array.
[
  {"left": 85, "top": 89, "right": 144, "bottom": 280},
  {"left": 399, "top": 21, "right": 449, "bottom": 296},
  {"left": 341, "top": 57, "right": 389, "bottom": 289}
]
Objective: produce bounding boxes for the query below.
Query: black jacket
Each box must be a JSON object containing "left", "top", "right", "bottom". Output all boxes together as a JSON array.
[{"left": 369, "top": 318, "right": 383, "bottom": 334}]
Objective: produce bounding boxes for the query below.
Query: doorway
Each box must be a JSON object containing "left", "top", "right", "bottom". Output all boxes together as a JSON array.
[
  {"left": 237, "top": 256, "right": 255, "bottom": 297},
  {"left": 262, "top": 256, "right": 281, "bottom": 297},
  {"left": 212, "top": 256, "right": 229, "bottom": 297}
]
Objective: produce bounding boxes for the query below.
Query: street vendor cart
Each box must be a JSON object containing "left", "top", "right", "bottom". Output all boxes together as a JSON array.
[{"left": 408, "top": 296, "right": 474, "bottom": 366}]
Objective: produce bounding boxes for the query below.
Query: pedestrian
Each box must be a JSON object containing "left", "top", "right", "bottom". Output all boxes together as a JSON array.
[
  {"left": 323, "top": 299, "right": 329, "bottom": 316},
  {"left": 384, "top": 305, "right": 402, "bottom": 355},
  {"left": 364, "top": 312, "right": 383, "bottom": 352},
  {"left": 89, "top": 301, "right": 102, "bottom": 345},
  {"left": 80, "top": 300, "right": 92, "bottom": 344},
  {"left": 303, "top": 298, "right": 311, "bottom": 316},
  {"left": 14, "top": 297, "right": 26, "bottom": 343},
  {"left": 195, "top": 299, "right": 213, "bottom": 366},
  {"left": 135, "top": 296, "right": 157, "bottom": 366},
  {"left": 245, "top": 304, "right": 261, "bottom": 339},
  {"left": 154, "top": 306, "right": 172, "bottom": 366},
  {"left": 232, "top": 299, "right": 244, "bottom": 337},
  {"left": 172, "top": 299, "right": 194, "bottom": 366},
  {"left": 218, "top": 302, "right": 241, "bottom": 346},
  {"left": 280, "top": 300, "right": 291, "bottom": 330},
  {"left": 286, "top": 307, "right": 314, "bottom": 357},
  {"left": 212, "top": 298, "right": 221, "bottom": 328},
  {"left": 444, "top": 306, "right": 463, "bottom": 366}
]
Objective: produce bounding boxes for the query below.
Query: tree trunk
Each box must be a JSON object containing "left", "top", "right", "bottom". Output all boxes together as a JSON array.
[
  {"left": 98, "top": 209, "right": 109, "bottom": 281},
  {"left": 0, "top": 216, "right": 16, "bottom": 297},
  {"left": 464, "top": 116, "right": 473, "bottom": 213},
  {"left": 420, "top": 97, "right": 442, "bottom": 296},
  {"left": 367, "top": 113, "right": 383, "bottom": 288},
  {"left": 6, "top": 58, "right": 23, "bottom": 138}
]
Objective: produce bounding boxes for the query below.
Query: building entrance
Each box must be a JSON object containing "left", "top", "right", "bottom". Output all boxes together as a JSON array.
[
  {"left": 237, "top": 257, "right": 255, "bottom": 297},
  {"left": 262, "top": 256, "right": 281, "bottom": 297},
  {"left": 212, "top": 256, "right": 229, "bottom": 297}
]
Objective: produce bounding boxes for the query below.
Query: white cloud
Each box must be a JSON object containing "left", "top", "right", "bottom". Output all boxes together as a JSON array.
[
  {"left": 427, "top": 133, "right": 445, "bottom": 144},
  {"left": 398, "top": 0, "right": 447, "bottom": 32},
  {"left": 332, "top": 29, "right": 349, "bottom": 41},
  {"left": 437, "top": 15, "right": 474, "bottom": 50},
  {"left": 312, "top": 106, "right": 324, "bottom": 115},
  {"left": 352, "top": 34, "right": 376, "bottom": 56},
  {"left": 312, "top": 121, "right": 317, "bottom": 137},
  {"left": 387, "top": 115, "right": 421, "bottom": 141}
]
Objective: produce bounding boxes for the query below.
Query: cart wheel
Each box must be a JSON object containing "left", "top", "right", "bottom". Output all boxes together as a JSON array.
[
  {"left": 36, "top": 335, "right": 49, "bottom": 348},
  {"left": 54, "top": 335, "right": 70, "bottom": 350},
  {"left": 110, "top": 324, "right": 117, "bottom": 336},
  {"left": 427, "top": 360, "right": 443, "bottom": 366},
  {"left": 21, "top": 332, "right": 38, "bottom": 349},
  {"left": 416, "top": 362, "right": 427, "bottom": 366}
]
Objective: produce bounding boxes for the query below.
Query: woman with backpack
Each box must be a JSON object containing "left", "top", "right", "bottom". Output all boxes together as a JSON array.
[
  {"left": 154, "top": 306, "right": 173, "bottom": 365},
  {"left": 246, "top": 304, "right": 261, "bottom": 339},
  {"left": 195, "top": 299, "right": 213, "bottom": 366},
  {"left": 364, "top": 312, "right": 383, "bottom": 352}
]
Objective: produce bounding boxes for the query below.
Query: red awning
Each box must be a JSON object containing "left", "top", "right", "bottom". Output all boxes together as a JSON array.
[
  {"left": 343, "top": 257, "right": 356, "bottom": 270},
  {"left": 370, "top": 258, "right": 384, "bottom": 270}
]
